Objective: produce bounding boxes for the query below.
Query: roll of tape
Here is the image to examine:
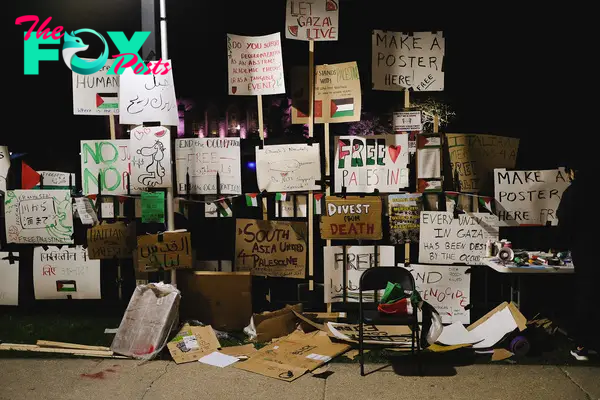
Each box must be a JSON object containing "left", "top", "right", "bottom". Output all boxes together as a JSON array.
[{"left": 498, "top": 247, "right": 514, "bottom": 262}]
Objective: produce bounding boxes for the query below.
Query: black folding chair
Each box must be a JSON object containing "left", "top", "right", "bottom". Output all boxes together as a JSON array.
[{"left": 359, "top": 266, "right": 421, "bottom": 376}]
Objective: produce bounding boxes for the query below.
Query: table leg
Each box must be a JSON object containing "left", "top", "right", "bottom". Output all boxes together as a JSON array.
[{"left": 484, "top": 267, "right": 489, "bottom": 310}]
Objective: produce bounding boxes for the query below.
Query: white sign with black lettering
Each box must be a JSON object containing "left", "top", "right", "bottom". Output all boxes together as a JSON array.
[
  {"left": 393, "top": 111, "right": 422, "bottom": 132},
  {"left": 0, "top": 252, "right": 19, "bottom": 306},
  {"left": 419, "top": 212, "right": 499, "bottom": 266}
]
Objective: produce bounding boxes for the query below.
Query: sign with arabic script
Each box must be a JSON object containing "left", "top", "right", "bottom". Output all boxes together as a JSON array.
[{"left": 136, "top": 231, "right": 192, "bottom": 272}]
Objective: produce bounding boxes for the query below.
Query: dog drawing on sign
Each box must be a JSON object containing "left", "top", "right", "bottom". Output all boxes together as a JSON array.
[{"left": 137, "top": 140, "right": 166, "bottom": 186}]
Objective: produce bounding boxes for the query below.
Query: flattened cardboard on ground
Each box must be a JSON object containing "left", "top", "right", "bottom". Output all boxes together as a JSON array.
[
  {"left": 137, "top": 231, "right": 192, "bottom": 272},
  {"left": 467, "top": 302, "right": 526, "bottom": 332},
  {"left": 234, "top": 330, "right": 351, "bottom": 382},
  {"left": 219, "top": 344, "right": 257, "bottom": 357},
  {"left": 167, "top": 324, "right": 221, "bottom": 364},
  {"left": 253, "top": 304, "right": 303, "bottom": 342},
  {"left": 327, "top": 322, "right": 412, "bottom": 345},
  {"left": 465, "top": 301, "right": 526, "bottom": 349},
  {"left": 491, "top": 348, "right": 514, "bottom": 361}
]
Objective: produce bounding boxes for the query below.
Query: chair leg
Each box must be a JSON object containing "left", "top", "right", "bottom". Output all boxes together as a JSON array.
[
  {"left": 359, "top": 321, "right": 364, "bottom": 376},
  {"left": 415, "top": 323, "right": 422, "bottom": 375}
]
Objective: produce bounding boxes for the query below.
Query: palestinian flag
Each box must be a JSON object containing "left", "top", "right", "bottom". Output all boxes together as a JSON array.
[
  {"left": 445, "top": 191, "right": 458, "bottom": 213},
  {"left": 245, "top": 193, "right": 258, "bottom": 207},
  {"left": 314, "top": 193, "right": 324, "bottom": 215},
  {"left": 330, "top": 98, "right": 354, "bottom": 118},
  {"left": 478, "top": 196, "right": 494, "bottom": 213},
  {"left": 215, "top": 198, "right": 232, "bottom": 217},
  {"left": 275, "top": 192, "right": 287, "bottom": 201},
  {"left": 96, "top": 93, "right": 118, "bottom": 109},
  {"left": 56, "top": 280, "right": 76, "bottom": 292}
]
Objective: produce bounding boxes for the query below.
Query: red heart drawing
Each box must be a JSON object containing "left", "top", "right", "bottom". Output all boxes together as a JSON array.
[
  {"left": 232, "top": 86, "right": 237, "bottom": 94},
  {"left": 388, "top": 145, "right": 402, "bottom": 163}
]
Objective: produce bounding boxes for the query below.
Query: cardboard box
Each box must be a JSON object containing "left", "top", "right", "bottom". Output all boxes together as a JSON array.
[
  {"left": 167, "top": 324, "right": 221, "bottom": 364},
  {"left": 253, "top": 304, "right": 303, "bottom": 342}
]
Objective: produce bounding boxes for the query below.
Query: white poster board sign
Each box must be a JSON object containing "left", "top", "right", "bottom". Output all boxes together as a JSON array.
[
  {"left": 35, "top": 171, "right": 75, "bottom": 189},
  {"left": 0, "top": 145, "right": 9, "bottom": 194},
  {"left": 33, "top": 246, "right": 100, "bottom": 300},
  {"left": 393, "top": 111, "right": 422, "bottom": 132},
  {"left": 285, "top": 0, "right": 339, "bottom": 41},
  {"left": 227, "top": 33, "right": 285, "bottom": 96},
  {"left": 80, "top": 140, "right": 131, "bottom": 195},
  {"left": 119, "top": 62, "right": 178, "bottom": 126},
  {"left": 175, "top": 138, "right": 241, "bottom": 195},
  {"left": 275, "top": 195, "right": 307, "bottom": 218},
  {"left": 419, "top": 212, "right": 499, "bottom": 265},
  {"left": 130, "top": 126, "right": 172, "bottom": 189},
  {"left": 372, "top": 30, "right": 444, "bottom": 91},
  {"left": 0, "top": 252, "right": 19, "bottom": 306},
  {"left": 256, "top": 144, "right": 321, "bottom": 192},
  {"left": 72, "top": 59, "right": 119, "bottom": 115},
  {"left": 494, "top": 168, "right": 571, "bottom": 226},
  {"left": 404, "top": 264, "right": 471, "bottom": 324},
  {"left": 324, "top": 245, "right": 395, "bottom": 303},
  {"left": 4, "top": 190, "right": 74, "bottom": 244},
  {"left": 334, "top": 135, "right": 409, "bottom": 193}
]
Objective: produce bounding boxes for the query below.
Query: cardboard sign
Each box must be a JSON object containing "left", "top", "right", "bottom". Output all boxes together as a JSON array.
[
  {"left": 334, "top": 135, "right": 409, "bottom": 193},
  {"left": 4, "top": 190, "right": 74, "bottom": 244},
  {"left": 137, "top": 232, "right": 192, "bottom": 271},
  {"left": 393, "top": 111, "right": 422, "bottom": 132},
  {"left": 86, "top": 222, "right": 133, "bottom": 259},
  {"left": 119, "top": 61, "right": 178, "bottom": 126},
  {"left": 175, "top": 138, "right": 241, "bottom": 195},
  {"left": 80, "top": 139, "right": 131, "bottom": 195},
  {"left": 255, "top": 144, "right": 321, "bottom": 192},
  {"left": 447, "top": 134, "right": 519, "bottom": 194},
  {"left": 235, "top": 219, "right": 307, "bottom": 279},
  {"left": 292, "top": 61, "right": 361, "bottom": 124},
  {"left": 372, "top": 30, "right": 445, "bottom": 91},
  {"left": 320, "top": 196, "right": 382, "bottom": 240},
  {"left": 388, "top": 193, "right": 422, "bottom": 243},
  {"left": 167, "top": 324, "right": 221, "bottom": 364},
  {"left": 419, "top": 212, "right": 499, "bottom": 265},
  {"left": 33, "top": 246, "right": 100, "bottom": 300},
  {"left": 494, "top": 168, "right": 571, "bottom": 226},
  {"left": 327, "top": 322, "right": 412, "bottom": 345},
  {"left": 285, "top": 0, "right": 339, "bottom": 41},
  {"left": 130, "top": 126, "right": 172, "bottom": 190},
  {"left": 0, "top": 145, "right": 9, "bottom": 194},
  {"left": 72, "top": 59, "right": 119, "bottom": 115},
  {"left": 0, "top": 252, "right": 19, "bottom": 306},
  {"left": 227, "top": 33, "right": 285, "bottom": 96}
]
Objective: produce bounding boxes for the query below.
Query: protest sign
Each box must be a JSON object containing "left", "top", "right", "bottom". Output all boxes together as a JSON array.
[
  {"left": 323, "top": 246, "right": 395, "bottom": 302},
  {"left": 389, "top": 193, "right": 422, "bottom": 243},
  {"left": 256, "top": 144, "right": 321, "bottom": 192},
  {"left": 86, "top": 222, "right": 133, "bottom": 259},
  {"left": 227, "top": 33, "right": 285, "bottom": 96},
  {"left": 446, "top": 134, "right": 519, "bottom": 194},
  {"left": 320, "top": 196, "right": 382, "bottom": 240},
  {"left": 33, "top": 246, "right": 100, "bottom": 300},
  {"left": 119, "top": 61, "right": 178, "bottom": 126},
  {"left": 175, "top": 138, "right": 241, "bottom": 195},
  {"left": 80, "top": 139, "right": 131, "bottom": 195},
  {"left": 4, "top": 190, "right": 74, "bottom": 244},
  {"left": 419, "top": 212, "right": 499, "bottom": 266},
  {"left": 0, "top": 146, "right": 9, "bottom": 194},
  {"left": 34, "top": 171, "right": 75, "bottom": 189},
  {"left": 130, "top": 126, "right": 172, "bottom": 190},
  {"left": 141, "top": 191, "right": 165, "bottom": 223},
  {"left": 334, "top": 135, "right": 409, "bottom": 193},
  {"left": 393, "top": 111, "right": 422, "bottom": 132},
  {"left": 372, "top": 30, "right": 444, "bottom": 91},
  {"left": 235, "top": 219, "right": 307, "bottom": 279},
  {"left": 72, "top": 59, "right": 119, "bottom": 115},
  {"left": 0, "top": 252, "right": 19, "bottom": 306},
  {"left": 327, "top": 322, "right": 412, "bottom": 345},
  {"left": 494, "top": 168, "right": 571, "bottom": 226},
  {"left": 275, "top": 195, "right": 308, "bottom": 218},
  {"left": 285, "top": 0, "right": 339, "bottom": 41},
  {"left": 137, "top": 232, "right": 192, "bottom": 271},
  {"left": 74, "top": 197, "right": 98, "bottom": 225}
]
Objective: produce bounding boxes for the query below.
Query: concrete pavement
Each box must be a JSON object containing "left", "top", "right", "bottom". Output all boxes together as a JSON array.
[{"left": 0, "top": 358, "right": 598, "bottom": 400}]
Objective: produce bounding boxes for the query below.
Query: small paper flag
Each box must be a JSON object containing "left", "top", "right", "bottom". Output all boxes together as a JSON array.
[
  {"left": 216, "top": 198, "right": 233, "bottom": 217},
  {"left": 314, "top": 193, "right": 324, "bottom": 215},
  {"left": 275, "top": 192, "right": 287, "bottom": 201},
  {"left": 245, "top": 193, "right": 259, "bottom": 207},
  {"left": 478, "top": 196, "right": 494, "bottom": 213},
  {"left": 21, "top": 161, "right": 40, "bottom": 189}
]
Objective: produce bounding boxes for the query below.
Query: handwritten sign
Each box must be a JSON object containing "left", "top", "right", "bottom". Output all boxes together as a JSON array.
[
  {"left": 419, "top": 212, "right": 499, "bottom": 266},
  {"left": 275, "top": 195, "right": 307, "bottom": 218},
  {"left": 393, "top": 111, "right": 422, "bottom": 132},
  {"left": 86, "top": 222, "right": 133, "bottom": 259},
  {"left": 4, "top": 190, "right": 74, "bottom": 244},
  {"left": 292, "top": 61, "right": 361, "bottom": 124},
  {"left": 320, "top": 196, "right": 382, "bottom": 240},
  {"left": 141, "top": 191, "right": 165, "bottom": 223},
  {"left": 0, "top": 146, "right": 10, "bottom": 194},
  {"left": 175, "top": 138, "right": 241, "bottom": 195},
  {"left": 494, "top": 168, "right": 571, "bottom": 226},
  {"left": 256, "top": 144, "right": 321, "bottom": 192},
  {"left": 372, "top": 30, "right": 445, "bottom": 91},
  {"left": 119, "top": 61, "right": 178, "bottom": 126},
  {"left": 33, "top": 246, "right": 100, "bottom": 300},
  {"left": 137, "top": 232, "right": 192, "bottom": 272},
  {"left": 227, "top": 33, "right": 285, "bottom": 96},
  {"left": 74, "top": 197, "right": 98, "bottom": 225},
  {"left": 130, "top": 126, "right": 172, "bottom": 189},
  {"left": 334, "top": 135, "right": 409, "bottom": 193},
  {"left": 35, "top": 171, "right": 75, "bottom": 189},
  {"left": 235, "top": 219, "right": 307, "bottom": 279},
  {"left": 323, "top": 246, "right": 395, "bottom": 302},
  {"left": 0, "top": 252, "right": 19, "bottom": 306},
  {"left": 80, "top": 139, "right": 132, "bottom": 195},
  {"left": 285, "top": 0, "right": 339, "bottom": 41},
  {"left": 72, "top": 59, "right": 119, "bottom": 115},
  {"left": 389, "top": 193, "right": 422, "bottom": 243},
  {"left": 404, "top": 264, "right": 471, "bottom": 324},
  {"left": 447, "top": 134, "right": 519, "bottom": 194}
]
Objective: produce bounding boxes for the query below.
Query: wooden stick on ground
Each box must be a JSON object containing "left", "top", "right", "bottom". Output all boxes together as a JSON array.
[
  {"left": 36, "top": 340, "right": 111, "bottom": 352},
  {"left": 0, "top": 344, "right": 126, "bottom": 358}
]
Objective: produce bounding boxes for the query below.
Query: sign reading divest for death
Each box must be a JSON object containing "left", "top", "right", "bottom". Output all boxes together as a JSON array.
[
  {"left": 72, "top": 59, "right": 119, "bottom": 115},
  {"left": 235, "top": 219, "right": 307, "bottom": 279},
  {"left": 227, "top": 33, "right": 285, "bottom": 96},
  {"left": 419, "top": 212, "right": 499, "bottom": 266},
  {"left": 494, "top": 168, "right": 571, "bottom": 226},
  {"left": 320, "top": 196, "right": 382, "bottom": 240},
  {"left": 285, "top": 0, "right": 339, "bottom": 41},
  {"left": 372, "top": 30, "right": 444, "bottom": 91},
  {"left": 334, "top": 135, "right": 409, "bottom": 193}
]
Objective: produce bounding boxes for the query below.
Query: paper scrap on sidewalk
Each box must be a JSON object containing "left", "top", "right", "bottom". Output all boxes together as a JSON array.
[
  {"left": 219, "top": 344, "right": 257, "bottom": 358},
  {"left": 437, "top": 322, "right": 482, "bottom": 346},
  {"left": 198, "top": 351, "right": 239, "bottom": 368},
  {"left": 167, "top": 324, "right": 221, "bottom": 364}
]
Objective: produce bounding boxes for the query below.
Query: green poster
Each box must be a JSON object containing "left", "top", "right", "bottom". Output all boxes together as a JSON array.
[{"left": 141, "top": 191, "right": 165, "bottom": 223}]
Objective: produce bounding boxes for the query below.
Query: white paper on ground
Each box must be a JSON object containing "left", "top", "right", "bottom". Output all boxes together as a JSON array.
[
  {"left": 436, "top": 322, "right": 482, "bottom": 346},
  {"left": 470, "top": 306, "right": 517, "bottom": 349},
  {"left": 198, "top": 351, "right": 239, "bottom": 368}
]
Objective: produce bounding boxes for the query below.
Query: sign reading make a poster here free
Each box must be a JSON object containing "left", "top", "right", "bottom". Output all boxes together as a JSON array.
[
  {"left": 320, "top": 196, "right": 382, "bottom": 240},
  {"left": 285, "top": 0, "right": 339, "bottom": 41}
]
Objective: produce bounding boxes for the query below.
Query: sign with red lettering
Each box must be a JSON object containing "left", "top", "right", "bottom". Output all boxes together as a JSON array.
[
  {"left": 285, "top": 0, "right": 339, "bottom": 41},
  {"left": 235, "top": 219, "right": 307, "bottom": 279},
  {"left": 227, "top": 33, "right": 285, "bottom": 96},
  {"left": 320, "top": 196, "right": 382, "bottom": 240}
]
